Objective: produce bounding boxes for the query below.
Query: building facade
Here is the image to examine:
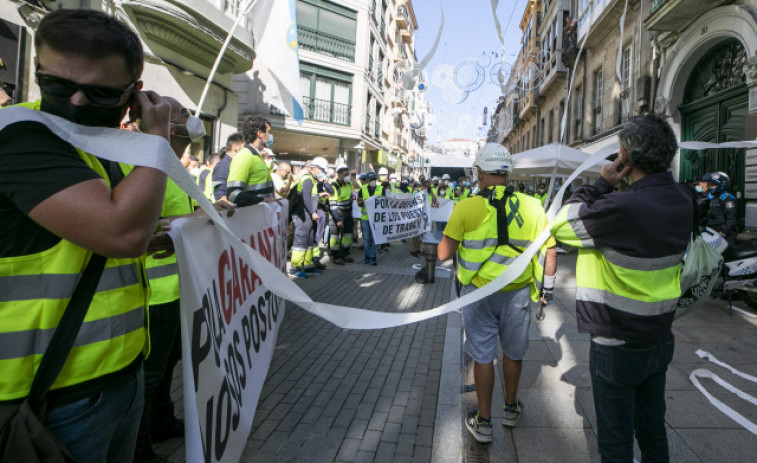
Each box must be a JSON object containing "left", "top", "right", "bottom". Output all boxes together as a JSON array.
[
  {"left": 234, "top": 0, "right": 429, "bottom": 175},
  {"left": 493, "top": 0, "right": 757, "bottom": 228},
  {"left": 1, "top": 0, "right": 256, "bottom": 158}
]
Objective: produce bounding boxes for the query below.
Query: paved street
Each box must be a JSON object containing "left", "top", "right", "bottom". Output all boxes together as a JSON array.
[{"left": 158, "top": 241, "right": 757, "bottom": 462}]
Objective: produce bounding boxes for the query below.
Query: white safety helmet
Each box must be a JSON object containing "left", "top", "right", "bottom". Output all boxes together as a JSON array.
[
  {"left": 378, "top": 167, "right": 389, "bottom": 176},
  {"left": 431, "top": 176, "right": 440, "bottom": 182},
  {"left": 441, "top": 174, "right": 451, "bottom": 180},
  {"left": 311, "top": 156, "right": 328, "bottom": 171},
  {"left": 335, "top": 163, "right": 349, "bottom": 173},
  {"left": 389, "top": 173, "right": 397, "bottom": 181},
  {"left": 473, "top": 143, "right": 512, "bottom": 174}
]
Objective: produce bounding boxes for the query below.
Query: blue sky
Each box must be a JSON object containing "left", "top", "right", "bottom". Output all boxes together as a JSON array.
[{"left": 411, "top": 0, "right": 527, "bottom": 143}]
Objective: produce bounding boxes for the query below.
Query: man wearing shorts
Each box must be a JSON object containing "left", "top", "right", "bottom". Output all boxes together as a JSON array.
[{"left": 438, "top": 143, "right": 557, "bottom": 443}]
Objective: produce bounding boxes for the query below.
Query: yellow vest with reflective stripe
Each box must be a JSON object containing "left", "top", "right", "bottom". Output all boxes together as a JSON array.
[
  {"left": 120, "top": 168, "right": 194, "bottom": 305},
  {"left": 226, "top": 145, "right": 273, "bottom": 203},
  {"left": 360, "top": 184, "right": 384, "bottom": 220},
  {"left": 456, "top": 187, "right": 549, "bottom": 301},
  {"left": 0, "top": 101, "right": 148, "bottom": 400},
  {"left": 330, "top": 180, "right": 352, "bottom": 207},
  {"left": 196, "top": 165, "right": 214, "bottom": 202},
  {"left": 551, "top": 202, "right": 684, "bottom": 317}
]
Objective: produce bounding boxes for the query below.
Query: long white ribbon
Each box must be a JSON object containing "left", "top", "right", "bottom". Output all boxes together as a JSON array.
[
  {"left": 3, "top": 107, "right": 753, "bottom": 330},
  {"left": 690, "top": 350, "right": 757, "bottom": 436}
]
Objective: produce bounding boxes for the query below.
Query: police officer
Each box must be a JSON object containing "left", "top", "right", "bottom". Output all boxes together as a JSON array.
[
  {"left": 226, "top": 115, "right": 275, "bottom": 206},
  {"left": 290, "top": 157, "right": 328, "bottom": 277},
  {"left": 702, "top": 171, "right": 738, "bottom": 247},
  {"left": 438, "top": 143, "right": 556, "bottom": 443},
  {"left": 328, "top": 165, "right": 355, "bottom": 265}
]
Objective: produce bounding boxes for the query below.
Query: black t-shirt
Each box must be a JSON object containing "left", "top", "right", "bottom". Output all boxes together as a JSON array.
[{"left": 0, "top": 121, "right": 102, "bottom": 257}]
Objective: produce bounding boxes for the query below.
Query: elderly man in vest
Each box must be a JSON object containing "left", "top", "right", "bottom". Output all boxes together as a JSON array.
[
  {"left": 551, "top": 115, "right": 691, "bottom": 462},
  {"left": 438, "top": 143, "right": 557, "bottom": 443},
  {"left": 0, "top": 9, "right": 171, "bottom": 462}
]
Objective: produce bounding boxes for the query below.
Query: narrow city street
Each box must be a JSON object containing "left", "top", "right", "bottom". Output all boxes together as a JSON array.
[{"left": 156, "top": 241, "right": 757, "bottom": 462}]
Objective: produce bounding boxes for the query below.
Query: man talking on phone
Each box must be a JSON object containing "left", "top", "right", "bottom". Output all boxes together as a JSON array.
[
  {"left": 0, "top": 9, "right": 171, "bottom": 463},
  {"left": 551, "top": 115, "right": 692, "bottom": 462}
]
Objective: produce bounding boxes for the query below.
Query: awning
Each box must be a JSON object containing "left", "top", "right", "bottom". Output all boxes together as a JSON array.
[{"left": 510, "top": 143, "right": 610, "bottom": 178}]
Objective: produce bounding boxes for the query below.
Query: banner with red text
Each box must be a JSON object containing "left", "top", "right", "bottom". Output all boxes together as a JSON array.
[{"left": 170, "top": 203, "right": 288, "bottom": 463}]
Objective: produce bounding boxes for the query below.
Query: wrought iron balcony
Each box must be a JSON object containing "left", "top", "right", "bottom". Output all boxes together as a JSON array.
[
  {"left": 302, "top": 96, "right": 351, "bottom": 125},
  {"left": 645, "top": 0, "right": 724, "bottom": 32},
  {"left": 297, "top": 25, "right": 355, "bottom": 62},
  {"left": 562, "top": 24, "right": 578, "bottom": 66},
  {"left": 396, "top": 5, "right": 409, "bottom": 30}
]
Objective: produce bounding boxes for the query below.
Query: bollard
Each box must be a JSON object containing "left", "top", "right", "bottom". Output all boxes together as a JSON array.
[{"left": 424, "top": 243, "right": 437, "bottom": 283}]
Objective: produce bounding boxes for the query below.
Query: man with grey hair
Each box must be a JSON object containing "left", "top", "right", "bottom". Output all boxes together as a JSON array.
[{"left": 551, "top": 115, "right": 692, "bottom": 462}]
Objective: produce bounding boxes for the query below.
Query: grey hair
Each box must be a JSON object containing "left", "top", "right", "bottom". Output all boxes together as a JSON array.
[{"left": 618, "top": 115, "right": 678, "bottom": 174}]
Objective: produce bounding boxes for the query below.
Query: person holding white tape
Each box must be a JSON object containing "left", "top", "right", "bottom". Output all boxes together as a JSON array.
[
  {"left": 438, "top": 143, "right": 557, "bottom": 443},
  {"left": 551, "top": 115, "right": 692, "bottom": 463},
  {"left": 0, "top": 9, "right": 171, "bottom": 463}
]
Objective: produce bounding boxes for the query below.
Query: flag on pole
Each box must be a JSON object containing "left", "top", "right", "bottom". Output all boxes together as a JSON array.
[{"left": 250, "top": 0, "right": 304, "bottom": 124}]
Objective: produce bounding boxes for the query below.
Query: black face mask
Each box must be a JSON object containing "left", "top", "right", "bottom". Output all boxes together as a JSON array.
[{"left": 40, "top": 91, "right": 128, "bottom": 128}]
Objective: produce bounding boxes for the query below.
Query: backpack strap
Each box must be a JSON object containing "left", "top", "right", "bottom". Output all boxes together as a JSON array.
[{"left": 480, "top": 187, "right": 524, "bottom": 254}]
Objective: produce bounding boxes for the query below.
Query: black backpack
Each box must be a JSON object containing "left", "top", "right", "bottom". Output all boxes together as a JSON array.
[{"left": 286, "top": 185, "right": 303, "bottom": 220}]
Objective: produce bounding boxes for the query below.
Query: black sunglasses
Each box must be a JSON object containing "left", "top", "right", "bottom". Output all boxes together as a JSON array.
[{"left": 36, "top": 72, "right": 136, "bottom": 106}]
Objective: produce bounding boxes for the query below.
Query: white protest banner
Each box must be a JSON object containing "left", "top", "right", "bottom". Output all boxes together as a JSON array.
[
  {"left": 428, "top": 197, "right": 455, "bottom": 223},
  {"left": 170, "top": 203, "right": 289, "bottom": 463},
  {"left": 421, "top": 196, "right": 454, "bottom": 244},
  {"left": 365, "top": 192, "right": 426, "bottom": 244}
]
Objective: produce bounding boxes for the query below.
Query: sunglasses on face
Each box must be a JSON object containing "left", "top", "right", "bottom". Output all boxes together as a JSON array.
[{"left": 36, "top": 71, "right": 137, "bottom": 106}]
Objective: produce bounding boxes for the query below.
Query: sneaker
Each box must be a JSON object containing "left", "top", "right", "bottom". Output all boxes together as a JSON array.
[
  {"left": 410, "top": 250, "right": 421, "bottom": 258},
  {"left": 289, "top": 270, "right": 309, "bottom": 278},
  {"left": 313, "top": 261, "right": 327, "bottom": 270},
  {"left": 371, "top": 259, "right": 377, "bottom": 266},
  {"left": 502, "top": 400, "right": 523, "bottom": 427},
  {"left": 343, "top": 255, "right": 354, "bottom": 263},
  {"left": 332, "top": 257, "right": 345, "bottom": 265},
  {"left": 363, "top": 259, "right": 370, "bottom": 264},
  {"left": 465, "top": 410, "right": 492, "bottom": 443}
]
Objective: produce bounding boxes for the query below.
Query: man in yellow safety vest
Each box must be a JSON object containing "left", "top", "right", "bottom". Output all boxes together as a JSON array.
[
  {"left": 0, "top": 9, "right": 170, "bottom": 461},
  {"left": 438, "top": 143, "right": 556, "bottom": 444}
]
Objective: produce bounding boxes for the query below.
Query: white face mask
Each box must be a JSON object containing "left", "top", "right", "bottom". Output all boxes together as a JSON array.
[
  {"left": 369, "top": 180, "right": 377, "bottom": 187},
  {"left": 343, "top": 176, "right": 351, "bottom": 184},
  {"left": 185, "top": 116, "right": 206, "bottom": 142}
]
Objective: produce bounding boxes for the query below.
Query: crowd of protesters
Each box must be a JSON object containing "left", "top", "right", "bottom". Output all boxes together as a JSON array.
[{"left": 0, "top": 8, "right": 744, "bottom": 463}]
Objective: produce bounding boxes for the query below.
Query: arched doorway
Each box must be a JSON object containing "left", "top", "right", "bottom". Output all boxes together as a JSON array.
[{"left": 680, "top": 38, "right": 748, "bottom": 227}]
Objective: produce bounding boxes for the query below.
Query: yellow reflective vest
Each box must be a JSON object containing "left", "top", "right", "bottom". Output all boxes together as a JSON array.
[
  {"left": 119, "top": 166, "right": 193, "bottom": 305},
  {"left": 0, "top": 101, "right": 148, "bottom": 400},
  {"left": 360, "top": 184, "right": 384, "bottom": 220},
  {"left": 455, "top": 186, "right": 552, "bottom": 302},
  {"left": 196, "top": 165, "right": 214, "bottom": 202},
  {"left": 226, "top": 145, "right": 273, "bottom": 204}
]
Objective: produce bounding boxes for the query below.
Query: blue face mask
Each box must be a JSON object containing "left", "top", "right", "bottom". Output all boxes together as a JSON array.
[
  {"left": 266, "top": 133, "right": 274, "bottom": 148},
  {"left": 695, "top": 185, "right": 704, "bottom": 193}
]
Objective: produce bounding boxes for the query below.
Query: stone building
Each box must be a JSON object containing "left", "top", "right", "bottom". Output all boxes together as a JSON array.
[
  {"left": 493, "top": 0, "right": 757, "bottom": 227},
  {"left": 0, "top": 0, "right": 255, "bottom": 159},
  {"left": 233, "top": 0, "right": 429, "bottom": 175}
]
